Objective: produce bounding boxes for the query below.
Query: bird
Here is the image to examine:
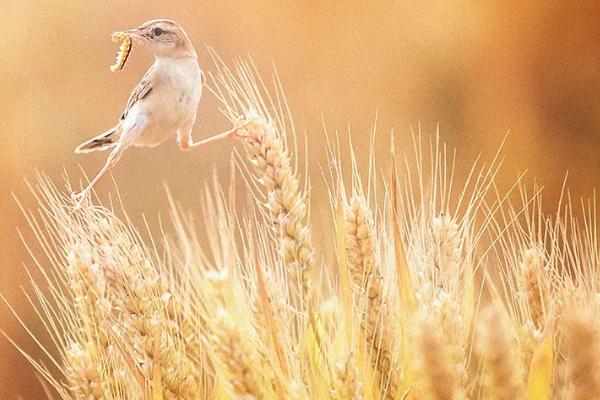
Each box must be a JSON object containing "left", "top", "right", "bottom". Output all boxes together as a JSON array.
[{"left": 73, "top": 19, "right": 244, "bottom": 207}]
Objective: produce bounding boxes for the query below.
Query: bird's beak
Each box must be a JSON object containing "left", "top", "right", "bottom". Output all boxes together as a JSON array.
[{"left": 122, "top": 28, "right": 146, "bottom": 42}]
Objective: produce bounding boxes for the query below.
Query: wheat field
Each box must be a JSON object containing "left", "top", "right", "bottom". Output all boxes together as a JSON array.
[{"left": 4, "top": 54, "right": 599, "bottom": 400}]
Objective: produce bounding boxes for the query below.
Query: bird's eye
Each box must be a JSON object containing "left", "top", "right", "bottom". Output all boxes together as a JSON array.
[{"left": 152, "top": 27, "right": 164, "bottom": 37}]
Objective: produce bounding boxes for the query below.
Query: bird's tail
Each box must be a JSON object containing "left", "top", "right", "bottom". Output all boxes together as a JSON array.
[{"left": 75, "top": 127, "right": 118, "bottom": 154}]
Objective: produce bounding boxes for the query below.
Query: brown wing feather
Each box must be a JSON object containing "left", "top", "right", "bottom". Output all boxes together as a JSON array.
[
  {"left": 120, "top": 66, "right": 154, "bottom": 121},
  {"left": 76, "top": 67, "right": 155, "bottom": 154}
]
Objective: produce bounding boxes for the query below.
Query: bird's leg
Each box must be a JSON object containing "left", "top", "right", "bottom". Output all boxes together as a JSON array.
[
  {"left": 178, "top": 127, "right": 239, "bottom": 150},
  {"left": 72, "top": 145, "right": 124, "bottom": 208},
  {"left": 178, "top": 119, "right": 254, "bottom": 151}
]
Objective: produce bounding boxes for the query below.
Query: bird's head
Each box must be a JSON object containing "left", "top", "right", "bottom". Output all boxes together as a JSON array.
[{"left": 121, "top": 19, "right": 196, "bottom": 59}]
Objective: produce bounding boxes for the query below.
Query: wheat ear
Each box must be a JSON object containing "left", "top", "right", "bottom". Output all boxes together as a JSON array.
[
  {"left": 87, "top": 215, "right": 201, "bottom": 399},
  {"left": 64, "top": 248, "right": 113, "bottom": 399},
  {"left": 476, "top": 307, "right": 525, "bottom": 400},
  {"left": 562, "top": 309, "right": 600, "bottom": 400},
  {"left": 208, "top": 55, "right": 315, "bottom": 308},
  {"left": 413, "top": 311, "right": 465, "bottom": 400},
  {"left": 330, "top": 352, "right": 363, "bottom": 400},
  {"left": 344, "top": 194, "right": 395, "bottom": 396},
  {"left": 242, "top": 117, "right": 314, "bottom": 301}
]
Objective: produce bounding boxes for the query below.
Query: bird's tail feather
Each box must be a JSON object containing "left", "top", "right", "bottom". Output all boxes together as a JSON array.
[{"left": 75, "top": 128, "right": 118, "bottom": 154}]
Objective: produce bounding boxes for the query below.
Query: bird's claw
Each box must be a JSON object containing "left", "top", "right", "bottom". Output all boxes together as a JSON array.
[
  {"left": 231, "top": 116, "right": 258, "bottom": 139},
  {"left": 70, "top": 191, "right": 91, "bottom": 211},
  {"left": 230, "top": 129, "right": 251, "bottom": 139}
]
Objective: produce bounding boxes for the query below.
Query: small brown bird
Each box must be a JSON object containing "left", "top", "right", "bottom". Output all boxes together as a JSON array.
[{"left": 73, "top": 19, "right": 243, "bottom": 207}]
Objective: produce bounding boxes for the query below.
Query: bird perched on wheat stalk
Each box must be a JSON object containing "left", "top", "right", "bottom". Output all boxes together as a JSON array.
[{"left": 72, "top": 19, "right": 246, "bottom": 207}]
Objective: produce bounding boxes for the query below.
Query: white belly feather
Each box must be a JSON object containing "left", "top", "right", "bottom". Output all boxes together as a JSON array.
[{"left": 123, "top": 57, "right": 202, "bottom": 148}]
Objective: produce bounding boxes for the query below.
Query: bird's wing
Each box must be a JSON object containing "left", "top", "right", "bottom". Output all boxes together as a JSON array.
[{"left": 120, "top": 66, "right": 154, "bottom": 121}]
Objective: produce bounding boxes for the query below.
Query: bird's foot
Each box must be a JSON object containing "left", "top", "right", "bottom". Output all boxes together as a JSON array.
[
  {"left": 231, "top": 116, "right": 258, "bottom": 139},
  {"left": 229, "top": 128, "right": 251, "bottom": 139},
  {"left": 70, "top": 190, "right": 91, "bottom": 211}
]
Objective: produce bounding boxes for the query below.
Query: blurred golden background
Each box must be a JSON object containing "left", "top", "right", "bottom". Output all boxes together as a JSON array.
[{"left": 1, "top": 1, "right": 599, "bottom": 397}]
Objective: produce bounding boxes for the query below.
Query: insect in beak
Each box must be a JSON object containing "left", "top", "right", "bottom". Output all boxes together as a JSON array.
[{"left": 110, "top": 32, "right": 132, "bottom": 72}]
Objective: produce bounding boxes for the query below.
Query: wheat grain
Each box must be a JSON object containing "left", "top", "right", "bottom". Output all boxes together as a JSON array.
[
  {"left": 431, "top": 214, "right": 462, "bottom": 280},
  {"left": 519, "top": 247, "right": 547, "bottom": 329}
]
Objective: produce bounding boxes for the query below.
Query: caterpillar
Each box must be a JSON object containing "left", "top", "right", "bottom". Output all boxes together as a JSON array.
[{"left": 110, "top": 32, "right": 132, "bottom": 72}]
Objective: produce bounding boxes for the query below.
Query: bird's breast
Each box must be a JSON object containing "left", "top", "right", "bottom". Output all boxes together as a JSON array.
[
  {"left": 153, "top": 58, "right": 202, "bottom": 121},
  {"left": 129, "top": 58, "right": 202, "bottom": 148}
]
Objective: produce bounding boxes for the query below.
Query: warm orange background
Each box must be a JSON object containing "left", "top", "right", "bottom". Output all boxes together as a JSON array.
[{"left": 1, "top": 1, "right": 600, "bottom": 397}]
